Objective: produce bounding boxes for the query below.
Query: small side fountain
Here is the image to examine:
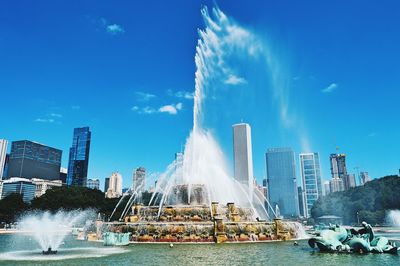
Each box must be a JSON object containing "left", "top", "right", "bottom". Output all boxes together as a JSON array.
[{"left": 18, "top": 210, "right": 91, "bottom": 254}]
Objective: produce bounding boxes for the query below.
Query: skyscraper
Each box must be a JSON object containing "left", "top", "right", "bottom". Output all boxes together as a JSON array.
[
  {"left": 299, "top": 152, "right": 323, "bottom": 218},
  {"left": 7, "top": 140, "right": 62, "bottom": 180},
  {"left": 105, "top": 172, "right": 122, "bottom": 198},
  {"left": 266, "top": 148, "right": 299, "bottom": 217},
  {"left": 232, "top": 123, "right": 254, "bottom": 196},
  {"left": 133, "top": 167, "right": 146, "bottom": 192},
  {"left": 67, "top": 127, "right": 91, "bottom": 186},
  {"left": 329, "top": 154, "right": 347, "bottom": 192},
  {"left": 0, "top": 139, "right": 8, "bottom": 179},
  {"left": 104, "top": 177, "right": 110, "bottom": 192}
]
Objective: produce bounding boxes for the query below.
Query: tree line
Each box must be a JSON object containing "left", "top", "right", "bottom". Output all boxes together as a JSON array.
[{"left": 311, "top": 175, "right": 400, "bottom": 225}]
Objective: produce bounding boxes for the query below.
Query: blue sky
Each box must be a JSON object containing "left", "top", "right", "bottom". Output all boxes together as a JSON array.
[{"left": 1, "top": 0, "right": 399, "bottom": 189}]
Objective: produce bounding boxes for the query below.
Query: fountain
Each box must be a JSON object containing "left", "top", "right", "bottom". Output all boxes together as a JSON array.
[
  {"left": 100, "top": 6, "right": 306, "bottom": 245},
  {"left": 18, "top": 210, "right": 92, "bottom": 254},
  {"left": 386, "top": 210, "right": 400, "bottom": 227}
]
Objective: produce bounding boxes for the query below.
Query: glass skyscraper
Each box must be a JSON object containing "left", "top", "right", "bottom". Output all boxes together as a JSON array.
[
  {"left": 7, "top": 140, "right": 62, "bottom": 180},
  {"left": 299, "top": 152, "right": 323, "bottom": 218},
  {"left": 266, "top": 148, "right": 299, "bottom": 218},
  {"left": 67, "top": 127, "right": 91, "bottom": 186}
]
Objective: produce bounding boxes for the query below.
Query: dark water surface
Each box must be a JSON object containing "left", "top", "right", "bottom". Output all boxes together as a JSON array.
[{"left": 0, "top": 234, "right": 399, "bottom": 265}]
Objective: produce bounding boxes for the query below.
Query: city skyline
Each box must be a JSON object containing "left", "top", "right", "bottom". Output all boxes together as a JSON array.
[{"left": 1, "top": 1, "right": 399, "bottom": 189}]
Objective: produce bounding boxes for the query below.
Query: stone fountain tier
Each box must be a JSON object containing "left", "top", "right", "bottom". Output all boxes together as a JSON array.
[{"left": 101, "top": 203, "right": 301, "bottom": 244}]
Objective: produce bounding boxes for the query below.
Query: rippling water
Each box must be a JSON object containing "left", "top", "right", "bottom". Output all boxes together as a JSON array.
[{"left": 0, "top": 234, "right": 399, "bottom": 265}]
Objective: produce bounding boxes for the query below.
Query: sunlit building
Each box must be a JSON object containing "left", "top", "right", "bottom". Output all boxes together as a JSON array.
[
  {"left": 32, "top": 178, "right": 62, "bottom": 197},
  {"left": 299, "top": 152, "right": 323, "bottom": 218},
  {"left": 233, "top": 123, "right": 254, "bottom": 197},
  {"left": 106, "top": 172, "right": 122, "bottom": 198}
]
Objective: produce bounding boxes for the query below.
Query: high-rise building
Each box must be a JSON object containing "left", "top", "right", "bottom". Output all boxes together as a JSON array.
[
  {"left": 32, "top": 178, "right": 62, "bottom": 198},
  {"left": 7, "top": 140, "right": 62, "bottom": 180},
  {"left": 0, "top": 139, "right": 8, "bottom": 179},
  {"left": 104, "top": 177, "right": 110, "bottom": 192},
  {"left": 343, "top": 174, "right": 356, "bottom": 189},
  {"left": 329, "top": 154, "right": 347, "bottom": 191},
  {"left": 297, "top": 186, "right": 307, "bottom": 217},
  {"left": 0, "top": 180, "right": 3, "bottom": 199},
  {"left": 323, "top": 181, "right": 330, "bottom": 196},
  {"left": 59, "top": 167, "right": 67, "bottom": 184},
  {"left": 105, "top": 172, "right": 122, "bottom": 198},
  {"left": 67, "top": 127, "right": 91, "bottom": 186},
  {"left": 1, "top": 177, "right": 36, "bottom": 203},
  {"left": 232, "top": 123, "right": 254, "bottom": 196},
  {"left": 2, "top": 154, "right": 9, "bottom": 179},
  {"left": 360, "top": 172, "right": 371, "bottom": 185},
  {"left": 329, "top": 178, "right": 344, "bottom": 193},
  {"left": 266, "top": 148, "right": 299, "bottom": 217},
  {"left": 133, "top": 167, "right": 146, "bottom": 192},
  {"left": 87, "top": 178, "right": 100, "bottom": 190},
  {"left": 299, "top": 152, "right": 323, "bottom": 218}
]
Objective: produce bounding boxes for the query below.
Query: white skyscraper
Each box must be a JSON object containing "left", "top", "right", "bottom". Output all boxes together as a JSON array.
[
  {"left": 232, "top": 123, "right": 254, "bottom": 196},
  {"left": 105, "top": 172, "right": 122, "bottom": 198},
  {"left": 299, "top": 152, "right": 323, "bottom": 218},
  {"left": 0, "top": 139, "right": 8, "bottom": 180}
]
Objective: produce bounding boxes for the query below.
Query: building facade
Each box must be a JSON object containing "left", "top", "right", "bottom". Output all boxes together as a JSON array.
[
  {"left": 297, "top": 186, "right": 307, "bottom": 217},
  {"left": 1, "top": 177, "right": 36, "bottom": 203},
  {"left": 133, "top": 167, "right": 146, "bottom": 192},
  {"left": 232, "top": 123, "right": 254, "bottom": 197},
  {"left": 329, "top": 153, "right": 349, "bottom": 191},
  {"left": 299, "top": 152, "right": 323, "bottom": 218},
  {"left": 87, "top": 178, "right": 100, "bottom": 190},
  {"left": 344, "top": 174, "right": 356, "bottom": 189},
  {"left": 105, "top": 172, "right": 122, "bottom": 198},
  {"left": 67, "top": 127, "right": 91, "bottom": 186},
  {"left": 360, "top": 172, "right": 371, "bottom": 185},
  {"left": 31, "top": 178, "right": 62, "bottom": 197},
  {"left": 7, "top": 140, "right": 62, "bottom": 180},
  {"left": 0, "top": 139, "right": 8, "bottom": 179},
  {"left": 266, "top": 148, "right": 299, "bottom": 218},
  {"left": 104, "top": 177, "right": 110, "bottom": 192}
]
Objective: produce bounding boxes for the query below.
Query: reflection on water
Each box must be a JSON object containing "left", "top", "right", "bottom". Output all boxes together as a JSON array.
[{"left": 0, "top": 234, "right": 399, "bottom": 265}]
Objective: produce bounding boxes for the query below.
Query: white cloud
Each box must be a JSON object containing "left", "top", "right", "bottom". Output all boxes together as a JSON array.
[
  {"left": 224, "top": 74, "right": 247, "bottom": 85},
  {"left": 49, "top": 113, "right": 62, "bottom": 118},
  {"left": 175, "top": 103, "right": 183, "bottom": 110},
  {"left": 159, "top": 104, "right": 179, "bottom": 115},
  {"left": 321, "top": 83, "right": 338, "bottom": 93},
  {"left": 136, "top": 91, "right": 156, "bottom": 101},
  {"left": 167, "top": 89, "right": 194, "bottom": 100},
  {"left": 35, "top": 118, "right": 55, "bottom": 123},
  {"left": 142, "top": 106, "right": 156, "bottom": 114},
  {"left": 106, "top": 24, "right": 125, "bottom": 35},
  {"left": 175, "top": 90, "right": 194, "bottom": 99}
]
